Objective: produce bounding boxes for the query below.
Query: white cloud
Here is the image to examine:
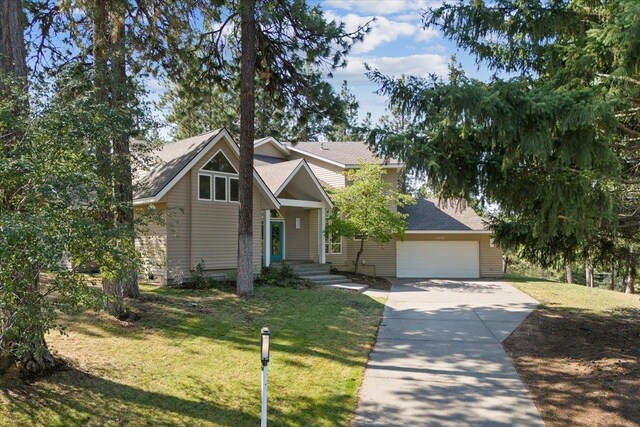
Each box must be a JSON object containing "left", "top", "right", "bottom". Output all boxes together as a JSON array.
[
  {"left": 414, "top": 27, "right": 439, "bottom": 42},
  {"left": 327, "top": 12, "right": 419, "bottom": 54},
  {"left": 332, "top": 53, "right": 449, "bottom": 85},
  {"left": 323, "top": 0, "right": 441, "bottom": 16}
]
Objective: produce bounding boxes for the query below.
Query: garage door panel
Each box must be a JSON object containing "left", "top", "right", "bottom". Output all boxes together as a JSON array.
[{"left": 396, "top": 241, "right": 480, "bottom": 278}]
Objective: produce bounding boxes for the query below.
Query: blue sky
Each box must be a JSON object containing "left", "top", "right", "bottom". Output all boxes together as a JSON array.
[{"left": 311, "top": 0, "right": 494, "bottom": 122}]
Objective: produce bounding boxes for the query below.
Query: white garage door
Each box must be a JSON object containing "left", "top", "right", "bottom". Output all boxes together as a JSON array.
[{"left": 396, "top": 241, "right": 480, "bottom": 278}]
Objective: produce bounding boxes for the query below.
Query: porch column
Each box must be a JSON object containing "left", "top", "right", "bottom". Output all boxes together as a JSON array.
[
  {"left": 264, "top": 209, "right": 271, "bottom": 267},
  {"left": 319, "top": 208, "right": 326, "bottom": 264}
]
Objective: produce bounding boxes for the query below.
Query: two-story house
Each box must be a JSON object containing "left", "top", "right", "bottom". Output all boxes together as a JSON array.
[{"left": 133, "top": 129, "right": 503, "bottom": 284}]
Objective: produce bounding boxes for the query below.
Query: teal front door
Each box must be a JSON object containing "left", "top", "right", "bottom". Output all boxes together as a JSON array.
[{"left": 270, "top": 221, "right": 284, "bottom": 262}]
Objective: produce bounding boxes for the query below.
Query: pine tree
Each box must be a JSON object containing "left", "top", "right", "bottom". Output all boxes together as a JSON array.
[{"left": 368, "top": 0, "right": 640, "bottom": 287}]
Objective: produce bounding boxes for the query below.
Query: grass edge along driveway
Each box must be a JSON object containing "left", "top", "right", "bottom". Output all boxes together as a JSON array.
[{"left": 0, "top": 284, "right": 386, "bottom": 427}]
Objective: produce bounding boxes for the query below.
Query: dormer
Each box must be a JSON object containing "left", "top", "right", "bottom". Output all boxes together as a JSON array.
[{"left": 254, "top": 137, "right": 290, "bottom": 159}]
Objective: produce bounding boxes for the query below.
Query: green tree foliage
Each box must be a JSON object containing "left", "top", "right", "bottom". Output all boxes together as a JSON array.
[
  {"left": 163, "top": 75, "right": 361, "bottom": 142},
  {"left": 368, "top": 0, "right": 640, "bottom": 291},
  {"left": 325, "top": 162, "right": 414, "bottom": 274},
  {"left": 162, "top": 17, "right": 369, "bottom": 143},
  {"left": 321, "top": 81, "right": 365, "bottom": 142},
  {"left": 0, "top": 75, "right": 160, "bottom": 376},
  {"left": 28, "top": 0, "right": 207, "bottom": 301},
  {"left": 0, "top": 0, "right": 168, "bottom": 375}
]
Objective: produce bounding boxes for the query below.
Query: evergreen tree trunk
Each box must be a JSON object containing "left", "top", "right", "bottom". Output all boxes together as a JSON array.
[
  {"left": 609, "top": 263, "right": 616, "bottom": 291},
  {"left": 624, "top": 268, "right": 635, "bottom": 294},
  {"left": 585, "top": 262, "right": 594, "bottom": 287},
  {"left": 91, "top": 1, "right": 139, "bottom": 302},
  {"left": 0, "top": 0, "right": 56, "bottom": 375},
  {"left": 566, "top": 264, "right": 573, "bottom": 284},
  {"left": 624, "top": 248, "right": 636, "bottom": 294},
  {"left": 354, "top": 238, "right": 365, "bottom": 275},
  {"left": 110, "top": 7, "right": 139, "bottom": 299},
  {"left": 502, "top": 255, "right": 509, "bottom": 274},
  {"left": 0, "top": 0, "right": 27, "bottom": 82},
  {"left": 91, "top": 0, "right": 112, "bottom": 194},
  {"left": 236, "top": 0, "right": 256, "bottom": 297}
]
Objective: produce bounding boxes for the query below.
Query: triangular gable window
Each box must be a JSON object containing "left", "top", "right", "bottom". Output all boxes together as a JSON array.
[{"left": 202, "top": 151, "right": 237, "bottom": 174}]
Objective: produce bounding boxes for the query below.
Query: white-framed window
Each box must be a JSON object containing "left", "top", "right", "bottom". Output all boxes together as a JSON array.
[
  {"left": 229, "top": 177, "right": 239, "bottom": 202},
  {"left": 198, "top": 150, "right": 239, "bottom": 203},
  {"left": 325, "top": 234, "right": 342, "bottom": 254},
  {"left": 214, "top": 176, "right": 227, "bottom": 201},
  {"left": 198, "top": 174, "right": 212, "bottom": 200}
]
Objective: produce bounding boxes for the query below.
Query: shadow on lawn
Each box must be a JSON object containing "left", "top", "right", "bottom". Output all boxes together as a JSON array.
[
  {"left": 504, "top": 306, "right": 640, "bottom": 427},
  {"left": 1, "top": 285, "right": 385, "bottom": 425},
  {"left": 75, "top": 285, "right": 385, "bottom": 369},
  {"left": 4, "top": 367, "right": 260, "bottom": 426}
]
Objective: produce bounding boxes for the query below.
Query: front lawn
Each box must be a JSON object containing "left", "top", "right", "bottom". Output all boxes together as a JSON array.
[
  {"left": 0, "top": 284, "right": 385, "bottom": 426},
  {"left": 504, "top": 277, "right": 640, "bottom": 426}
]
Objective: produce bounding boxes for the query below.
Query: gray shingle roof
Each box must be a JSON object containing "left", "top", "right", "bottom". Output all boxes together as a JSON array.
[
  {"left": 254, "top": 159, "right": 303, "bottom": 194},
  {"left": 134, "top": 129, "right": 223, "bottom": 199},
  {"left": 286, "top": 141, "right": 401, "bottom": 167},
  {"left": 254, "top": 154, "right": 287, "bottom": 167},
  {"left": 400, "top": 199, "right": 489, "bottom": 231}
]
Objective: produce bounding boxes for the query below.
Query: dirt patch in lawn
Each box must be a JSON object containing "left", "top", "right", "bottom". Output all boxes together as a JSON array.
[{"left": 504, "top": 307, "right": 640, "bottom": 427}]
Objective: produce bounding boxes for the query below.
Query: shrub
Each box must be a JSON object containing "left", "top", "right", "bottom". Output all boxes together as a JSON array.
[
  {"left": 224, "top": 269, "right": 238, "bottom": 284},
  {"left": 190, "top": 260, "right": 208, "bottom": 288},
  {"left": 256, "top": 262, "right": 309, "bottom": 288}
]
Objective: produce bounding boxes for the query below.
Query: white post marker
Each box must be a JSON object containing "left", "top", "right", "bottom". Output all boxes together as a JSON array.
[{"left": 260, "top": 327, "right": 270, "bottom": 427}]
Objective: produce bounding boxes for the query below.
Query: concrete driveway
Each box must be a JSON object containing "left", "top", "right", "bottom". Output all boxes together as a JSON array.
[{"left": 355, "top": 279, "right": 544, "bottom": 426}]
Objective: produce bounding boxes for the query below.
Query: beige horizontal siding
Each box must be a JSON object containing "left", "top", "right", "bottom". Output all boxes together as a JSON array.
[
  {"left": 190, "top": 140, "right": 263, "bottom": 272},
  {"left": 279, "top": 207, "right": 310, "bottom": 261},
  {"left": 382, "top": 169, "right": 398, "bottom": 189},
  {"left": 255, "top": 143, "right": 286, "bottom": 159},
  {"left": 308, "top": 209, "right": 319, "bottom": 262},
  {"left": 165, "top": 172, "right": 192, "bottom": 283},
  {"left": 346, "top": 238, "right": 396, "bottom": 277},
  {"left": 135, "top": 205, "right": 168, "bottom": 280},
  {"left": 383, "top": 169, "right": 398, "bottom": 212},
  {"left": 289, "top": 152, "right": 345, "bottom": 188},
  {"left": 478, "top": 235, "right": 503, "bottom": 277},
  {"left": 163, "top": 136, "right": 270, "bottom": 283},
  {"left": 404, "top": 233, "right": 503, "bottom": 278}
]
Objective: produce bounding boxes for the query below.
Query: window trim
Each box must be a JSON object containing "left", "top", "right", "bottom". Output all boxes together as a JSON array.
[
  {"left": 198, "top": 150, "right": 240, "bottom": 204},
  {"left": 228, "top": 176, "right": 239, "bottom": 203},
  {"left": 200, "top": 149, "right": 238, "bottom": 174},
  {"left": 325, "top": 234, "right": 342, "bottom": 255},
  {"left": 197, "top": 173, "right": 212, "bottom": 201},
  {"left": 213, "top": 175, "right": 228, "bottom": 202}
]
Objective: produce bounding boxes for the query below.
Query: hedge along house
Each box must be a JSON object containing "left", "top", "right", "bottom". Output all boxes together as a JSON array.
[{"left": 133, "top": 129, "right": 332, "bottom": 285}]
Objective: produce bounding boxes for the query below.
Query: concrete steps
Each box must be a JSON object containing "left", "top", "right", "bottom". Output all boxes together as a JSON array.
[{"left": 270, "top": 261, "right": 368, "bottom": 292}]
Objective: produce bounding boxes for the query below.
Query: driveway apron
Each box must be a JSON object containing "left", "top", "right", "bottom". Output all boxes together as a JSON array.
[{"left": 355, "top": 279, "right": 544, "bottom": 426}]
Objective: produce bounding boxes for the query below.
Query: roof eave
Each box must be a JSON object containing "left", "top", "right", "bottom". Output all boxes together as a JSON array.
[{"left": 133, "top": 128, "right": 280, "bottom": 209}]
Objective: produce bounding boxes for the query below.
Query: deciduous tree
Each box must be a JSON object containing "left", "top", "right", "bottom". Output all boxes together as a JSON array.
[{"left": 325, "top": 162, "right": 414, "bottom": 275}]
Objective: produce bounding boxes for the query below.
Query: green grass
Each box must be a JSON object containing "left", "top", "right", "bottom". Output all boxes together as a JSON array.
[
  {"left": 507, "top": 275, "right": 640, "bottom": 316},
  {"left": 0, "top": 284, "right": 385, "bottom": 426}
]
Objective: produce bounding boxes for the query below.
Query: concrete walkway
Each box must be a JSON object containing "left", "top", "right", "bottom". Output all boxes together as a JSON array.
[{"left": 355, "top": 279, "right": 544, "bottom": 426}]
